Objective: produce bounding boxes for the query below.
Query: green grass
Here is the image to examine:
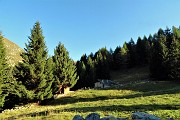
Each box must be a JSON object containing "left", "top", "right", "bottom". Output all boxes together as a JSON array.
[
  {"left": 1, "top": 84, "right": 179, "bottom": 119},
  {"left": 0, "top": 67, "right": 180, "bottom": 120}
]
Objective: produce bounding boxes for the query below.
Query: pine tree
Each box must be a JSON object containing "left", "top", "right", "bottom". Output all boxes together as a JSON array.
[
  {"left": 148, "top": 34, "right": 153, "bottom": 47},
  {"left": 13, "top": 22, "right": 53, "bottom": 102},
  {"left": 136, "top": 36, "right": 150, "bottom": 65},
  {"left": 136, "top": 37, "right": 143, "bottom": 65},
  {"left": 95, "top": 48, "right": 110, "bottom": 79},
  {"left": 150, "top": 29, "right": 168, "bottom": 79},
  {"left": 86, "top": 56, "right": 96, "bottom": 87},
  {"left": 167, "top": 26, "right": 180, "bottom": 80},
  {"left": 120, "top": 42, "right": 129, "bottom": 67},
  {"left": 53, "top": 43, "right": 79, "bottom": 93},
  {"left": 72, "top": 61, "right": 87, "bottom": 90},
  {"left": 109, "top": 48, "right": 114, "bottom": 69},
  {"left": 142, "top": 36, "right": 151, "bottom": 64},
  {"left": 113, "top": 46, "right": 122, "bottom": 69},
  {"left": 127, "top": 38, "right": 136, "bottom": 67}
]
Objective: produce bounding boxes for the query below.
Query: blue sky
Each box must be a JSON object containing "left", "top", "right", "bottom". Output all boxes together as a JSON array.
[{"left": 0, "top": 0, "right": 180, "bottom": 60}]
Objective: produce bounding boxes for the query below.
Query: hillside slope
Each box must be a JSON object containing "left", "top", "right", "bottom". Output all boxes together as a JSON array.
[{"left": 2, "top": 38, "right": 23, "bottom": 66}]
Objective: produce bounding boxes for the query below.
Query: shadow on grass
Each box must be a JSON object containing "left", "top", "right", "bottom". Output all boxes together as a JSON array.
[
  {"left": 6, "top": 81, "right": 180, "bottom": 119},
  {"left": 44, "top": 86, "right": 180, "bottom": 106},
  {"left": 7, "top": 104, "right": 180, "bottom": 119},
  {"left": 62, "top": 104, "right": 180, "bottom": 112},
  {"left": 118, "top": 80, "right": 180, "bottom": 92}
]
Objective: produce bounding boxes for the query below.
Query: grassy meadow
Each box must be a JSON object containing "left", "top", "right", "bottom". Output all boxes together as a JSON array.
[{"left": 0, "top": 67, "right": 180, "bottom": 120}]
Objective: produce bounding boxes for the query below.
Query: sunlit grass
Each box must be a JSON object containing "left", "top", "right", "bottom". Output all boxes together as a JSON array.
[
  {"left": 1, "top": 66, "right": 180, "bottom": 120},
  {"left": 1, "top": 87, "right": 180, "bottom": 119}
]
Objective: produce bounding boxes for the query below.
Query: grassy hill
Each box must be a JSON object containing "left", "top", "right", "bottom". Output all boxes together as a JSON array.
[
  {"left": 0, "top": 67, "right": 180, "bottom": 120},
  {"left": 2, "top": 38, "right": 23, "bottom": 66}
]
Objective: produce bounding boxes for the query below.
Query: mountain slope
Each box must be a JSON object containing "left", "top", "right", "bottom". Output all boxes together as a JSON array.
[{"left": 2, "top": 38, "right": 23, "bottom": 66}]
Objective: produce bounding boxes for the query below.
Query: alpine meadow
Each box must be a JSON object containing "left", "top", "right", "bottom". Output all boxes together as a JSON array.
[{"left": 0, "top": 21, "right": 179, "bottom": 119}]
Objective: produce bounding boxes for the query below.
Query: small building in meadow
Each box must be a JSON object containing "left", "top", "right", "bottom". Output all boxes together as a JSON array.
[
  {"left": 54, "top": 86, "right": 71, "bottom": 99},
  {"left": 64, "top": 87, "right": 70, "bottom": 94},
  {"left": 56, "top": 85, "right": 70, "bottom": 94},
  {"left": 94, "top": 79, "right": 116, "bottom": 89}
]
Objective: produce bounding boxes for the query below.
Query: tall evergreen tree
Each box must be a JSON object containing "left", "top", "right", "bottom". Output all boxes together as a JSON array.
[
  {"left": 150, "top": 29, "right": 168, "bottom": 79},
  {"left": 167, "top": 26, "right": 180, "bottom": 80},
  {"left": 127, "top": 38, "right": 136, "bottom": 67},
  {"left": 86, "top": 56, "right": 96, "bottom": 87},
  {"left": 142, "top": 36, "right": 151, "bottom": 64},
  {"left": 148, "top": 34, "right": 153, "bottom": 47},
  {"left": 53, "top": 43, "right": 79, "bottom": 93},
  {"left": 13, "top": 22, "right": 53, "bottom": 102},
  {"left": 95, "top": 48, "right": 110, "bottom": 79},
  {"left": 109, "top": 48, "right": 114, "bottom": 69},
  {"left": 136, "top": 37, "right": 143, "bottom": 65},
  {"left": 80, "top": 54, "right": 88, "bottom": 65},
  {"left": 0, "top": 33, "right": 30, "bottom": 109},
  {"left": 72, "top": 61, "right": 87, "bottom": 90},
  {"left": 136, "top": 36, "right": 150, "bottom": 65},
  {"left": 120, "top": 42, "right": 129, "bottom": 67},
  {"left": 113, "top": 46, "right": 122, "bottom": 69}
]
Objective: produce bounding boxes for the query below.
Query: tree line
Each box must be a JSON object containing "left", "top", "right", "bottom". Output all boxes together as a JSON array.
[
  {"left": 0, "top": 22, "right": 179, "bottom": 110},
  {"left": 73, "top": 26, "right": 180, "bottom": 89}
]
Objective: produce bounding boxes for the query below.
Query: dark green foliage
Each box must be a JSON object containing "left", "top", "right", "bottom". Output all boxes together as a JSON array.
[
  {"left": 80, "top": 54, "right": 88, "bottom": 65},
  {"left": 86, "top": 56, "right": 96, "bottom": 87},
  {"left": 148, "top": 34, "right": 153, "bottom": 47},
  {"left": 166, "top": 27, "right": 180, "bottom": 80},
  {"left": 95, "top": 48, "right": 110, "bottom": 80},
  {"left": 108, "top": 48, "right": 114, "bottom": 69},
  {"left": 120, "top": 42, "right": 129, "bottom": 66},
  {"left": 126, "top": 38, "right": 136, "bottom": 68},
  {"left": 53, "top": 43, "right": 79, "bottom": 93},
  {"left": 149, "top": 31, "right": 168, "bottom": 79},
  {"left": 13, "top": 22, "right": 54, "bottom": 102},
  {"left": 150, "top": 27, "right": 180, "bottom": 81},
  {"left": 74, "top": 55, "right": 96, "bottom": 89},
  {"left": 72, "top": 61, "right": 87, "bottom": 89},
  {"left": 136, "top": 36, "right": 150, "bottom": 65},
  {"left": 0, "top": 33, "right": 31, "bottom": 110},
  {"left": 73, "top": 48, "right": 111, "bottom": 90},
  {"left": 112, "top": 46, "right": 122, "bottom": 69}
]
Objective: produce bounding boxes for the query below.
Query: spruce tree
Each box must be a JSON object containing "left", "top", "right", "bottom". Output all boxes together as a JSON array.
[
  {"left": 167, "top": 27, "right": 180, "bottom": 80},
  {"left": 14, "top": 22, "right": 53, "bottom": 102},
  {"left": 136, "top": 36, "right": 150, "bottom": 65},
  {"left": 53, "top": 43, "right": 79, "bottom": 93},
  {"left": 113, "top": 46, "right": 122, "bottom": 69},
  {"left": 0, "top": 33, "right": 33, "bottom": 109},
  {"left": 95, "top": 48, "right": 110, "bottom": 79},
  {"left": 72, "top": 61, "right": 87, "bottom": 90},
  {"left": 127, "top": 38, "right": 136, "bottom": 67},
  {"left": 120, "top": 42, "right": 129, "bottom": 67},
  {"left": 150, "top": 30, "right": 168, "bottom": 79},
  {"left": 86, "top": 56, "right": 96, "bottom": 87}
]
